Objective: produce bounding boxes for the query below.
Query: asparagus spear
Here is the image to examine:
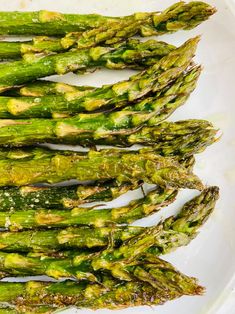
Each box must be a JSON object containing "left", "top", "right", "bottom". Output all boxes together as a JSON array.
[
  {"left": 0, "top": 37, "right": 196, "bottom": 113},
  {"left": 0, "top": 17, "right": 177, "bottom": 60},
  {"left": 0, "top": 187, "right": 177, "bottom": 230},
  {"left": 91, "top": 187, "right": 218, "bottom": 279},
  {"left": 0, "top": 2, "right": 216, "bottom": 36},
  {"left": 0, "top": 187, "right": 218, "bottom": 280},
  {"left": 0, "top": 146, "right": 203, "bottom": 188},
  {"left": 0, "top": 37, "right": 179, "bottom": 93},
  {"left": 0, "top": 225, "right": 144, "bottom": 252},
  {"left": 0, "top": 180, "right": 140, "bottom": 211},
  {"left": 0, "top": 15, "right": 177, "bottom": 60},
  {"left": 0, "top": 116, "right": 217, "bottom": 154},
  {"left": 0, "top": 257, "right": 203, "bottom": 309}
]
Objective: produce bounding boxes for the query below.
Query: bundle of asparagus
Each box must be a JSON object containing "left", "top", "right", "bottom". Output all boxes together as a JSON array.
[
  {"left": 0, "top": 0, "right": 216, "bottom": 60},
  {"left": 0, "top": 57, "right": 198, "bottom": 121},
  {"left": 0, "top": 187, "right": 219, "bottom": 313},
  {"left": 0, "top": 187, "right": 219, "bottom": 279},
  {"left": 0, "top": 1, "right": 219, "bottom": 313}
]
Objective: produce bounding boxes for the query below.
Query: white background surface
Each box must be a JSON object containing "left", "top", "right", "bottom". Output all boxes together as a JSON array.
[{"left": 0, "top": 0, "right": 235, "bottom": 313}]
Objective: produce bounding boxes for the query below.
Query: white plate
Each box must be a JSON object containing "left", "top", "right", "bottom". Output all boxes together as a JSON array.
[{"left": 0, "top": 0, "right": 235, "bottom": 313}]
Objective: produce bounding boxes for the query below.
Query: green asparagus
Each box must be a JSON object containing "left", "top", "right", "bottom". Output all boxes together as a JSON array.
[
  {"left": 0, "top": 146, "right": 203, "bottom": 188},
  {"left": 60, "top": 1, "right": 215, "bottom": 50},
  {"left": 0, "top": 37, "right": 178, "bottom": 93},
  {"left": 0, "top": 253, "right": 195, "bottom": 288},
  {"left": 0, "top": 34, "right": 171, "bottom": 61},
  {"left": 0, "top": 257, "right": 203, "bottom": 309},
  {"left": 0, "top": 117, "right": 215, "bottom": 208},
  {"left": 0, "top": 187, "right": 177, "bottom": 230},
  {"left": 0, "top": 185, "right": 217, "bottom": 255},
  {"left": 0, "top": 1, "right": 216, "bottom": 60},
  {"left": 0, "top": 2, "right": 218, "bottom": 312},
  {"left": 0, "top": 114, "right": 216, "bottom": 152},
  {"left": 0, "top": 226, "right": 144, "bottom": 252},
  {"left": 0, "top": 187, "right": 218, "bottom": 281},
  {"left": 0, "top": 18, "right": 176, "bottom": 60},
  {"left": 0, "top": 156, "right": 197, "bottom": 212},
  {"left": 0, "top": 67, "right": 202, "bottom": 146},
  {"left": 0, "top": 2, "right": 216, "bottom": 36},
  {"left": 92, "top": 186, "right": 219, "bottom": 278},
  {"left": 0, "top": 157, "right": 195, "bottom": 251},
  {"left": 0, "top": 18, "right": 178, "bottom": 60},
  {"left": 0, "top": 180, "right": 140, "bottom": 211},
  {"left": 0, "top": 37, "right": 197, "bottom": 113}
]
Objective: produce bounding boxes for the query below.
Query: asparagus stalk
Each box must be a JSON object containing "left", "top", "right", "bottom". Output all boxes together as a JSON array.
[
  {"left": 0, "top": 37, "right": 196, "bottom": 113},
  {"left": 0, "top": 146, "right": 203, "bottom": 188},
  {"left": 0, "top": 116, "right": 216, "bottom": 154},
  {"left": 0, "top": 37, "right": 178, "bottom": 93},
  {"left": 0, "top": 180, "right": 140, "bottom": 211},
  {"left": 0, "top": 257, "right": 203, "bottom": 309},
  {"left": 0, "top": 2, "right": 216, "bottom": 36},
  {"left": 0, "top": 187, "right": 177, "bottom": 230},
  {"left": 0, "top": 33, "right": 170, "bottom": 61},
  {"left": 0, "top": 225, "right": 144, "bottom": 252},
  {"left": 0, "top": 187, "right": 218, "bottom": 281}
]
